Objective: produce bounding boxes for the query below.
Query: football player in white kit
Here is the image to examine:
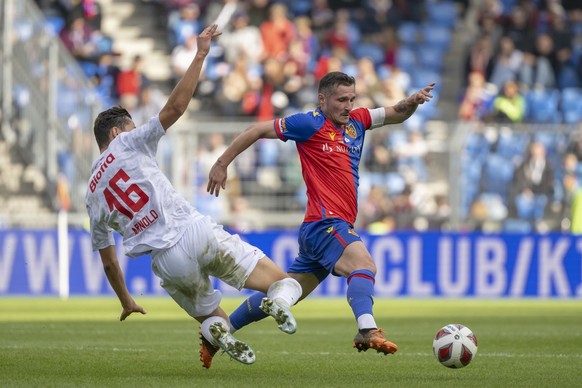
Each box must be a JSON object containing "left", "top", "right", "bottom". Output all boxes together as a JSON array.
[{"left": 85, "top": 24, "right": 302, "bottom": 368}]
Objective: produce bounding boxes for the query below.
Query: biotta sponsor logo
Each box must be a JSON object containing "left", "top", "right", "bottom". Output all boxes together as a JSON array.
[{"left": 89, "top": 153, "right": 115, "bottom": 192}]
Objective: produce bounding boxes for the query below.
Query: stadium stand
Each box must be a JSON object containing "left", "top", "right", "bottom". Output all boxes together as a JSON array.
[{"left": 2, "top": 0, "right": 582, "bottom": 233}]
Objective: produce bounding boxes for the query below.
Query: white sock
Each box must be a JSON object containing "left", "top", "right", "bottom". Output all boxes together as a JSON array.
[
  {"left": 357, "top": 314, "right": 377, "bottom": 330},
  {"left": 200, "top": 316, "right": 229, "bottom": 347},
  {"left": 267, "top": 278, "right": 302, "bottom": 307}
]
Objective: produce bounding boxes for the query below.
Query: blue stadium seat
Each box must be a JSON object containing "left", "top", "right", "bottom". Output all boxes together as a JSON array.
[
  {"left": 524, "top": 89, "right": 561, "bottom": 123},
  {"left": 464, "top": 132, "right": 490, "bottom": 162},
  {"left": 499, "top": 0, "right": 518, "bottom": 15},
  {"left": 353, "top": 43, "right": 385, "bottom": 66},
  {"left": 44, "top": 16, "right": 65, "bottom": 36},
  {"left": 503, "top": 218, "right": 532, "bottom": 233},
  {"left": 416, "top": 44, "right": 446, "bottom": 72},
  {"left": 397, "top": 22, "right": 421, "bottom": 46},
  {"left": 495, "top": 130, "right": 529, "bottom": 161},
  {"left": 425, "top": 1, "right": 458, "bottom": 28},
  {"left": 395, "top": 46, "right": 417, "bottom": 73},
  {"left": 410, "top": 68, "right": 442, "bottom": 91},
  {"left": 557, "top": 66, "right": 580, "bottom": 90},
  {"left": 422, "top": 24, "right": 452, "bottom": 51},
  {"left": 482, "top": 154, "right": 514, "bottom": 202},
  {"left": 561, "top": 88, "right": 582, "bottom": 124},
  {"left": 410, "top": 88, "right": 440, "bottom": 119}
]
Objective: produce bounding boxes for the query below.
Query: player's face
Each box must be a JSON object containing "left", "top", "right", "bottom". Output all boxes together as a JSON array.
[{"left": 319, "top": 84, "right": 356, "bottom": 127}]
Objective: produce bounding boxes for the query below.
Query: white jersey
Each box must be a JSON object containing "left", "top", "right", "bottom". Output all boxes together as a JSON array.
[{"left": 85, "top": 116, "right": 200, "bottom": 257}]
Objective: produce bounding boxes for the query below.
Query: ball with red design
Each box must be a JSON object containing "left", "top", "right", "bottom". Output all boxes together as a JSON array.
[{"left": 432, "top": 324, "right": 478, "bottom": 368}]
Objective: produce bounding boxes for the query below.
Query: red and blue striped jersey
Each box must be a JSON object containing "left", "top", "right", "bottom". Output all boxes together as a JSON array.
[{"left": 274, "top": 107, "right": 377, "bottom": 224}]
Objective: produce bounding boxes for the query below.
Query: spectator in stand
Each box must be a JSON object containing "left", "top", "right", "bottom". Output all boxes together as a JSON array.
[
  {"left": 354, "top": 57, "right": 382, "bottom": 108},
  {"left": 458, "top": 71, "right": 496, "bottom": 121},
  {"left": 490, "top": 79, "right": 526, "bottom": 123},
  {"left": 519, "top": 33, "right": 557, "bottom": 90},
  {"left": 167, "top": 3, "right": 202, "bottom": 49},
  {"left": 490, "top": 35, "right": 524, "bottom": 90},
  {"left": 385, "top": 0, "right": 425, "bottom": 25},
  {"left": 463, "top": 34, "right": 495, "bottom": 86},
  {"left": 510, "top": 141, "right": 555, "bottom": 227},
  {"left": 94, "top": 51, "right": 121, "bottom": 106},
  {"left": 374, "top": 77, "right": 407, "bottom": 108},
  {"left": 220, "top": 10, "right": 264, "bottom": 66},
  {"left": 256, "top": 58, "right": 289, "bottom": 121},
  {"left": 59, "top": 14, "right": 100, "bottom": 62},
  {"left": 131, "top": 84, "right": 166, "bottom": 126},
  {"left": 309, "top": 0, "right": 335, "bottom": 41},
  {"left": 325, "top": 8, "right": 360, "bottom": 52},
  {"left": 218, "top": 53, "right": 262, "bottom": 116},
  {"left": 393, "top": 129, "right": 429, "bottom": 182},
  {"left": 171, "top": 34, "right": 206, "bottom": 88},
  {"left": 245, "top": 0, "right": 271, "bottom": 28},
  {"left": 294, "top": 16, "right": 320, "bottom": 71},
  {"left": 116, "top": 55, "right": 150, "bottom": 111},
  {"left": 504, "top": 5, "right": 537, "bottom": 56},
  {"left": 260, "top": 3, "right": 296, "bottom": 61}
]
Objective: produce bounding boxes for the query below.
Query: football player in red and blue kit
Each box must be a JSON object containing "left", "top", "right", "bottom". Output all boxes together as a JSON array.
[{"left": 206, "top": 72, "right": 434, "bottom": 365}]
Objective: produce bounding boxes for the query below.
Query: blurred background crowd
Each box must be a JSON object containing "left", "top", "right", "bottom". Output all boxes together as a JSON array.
[{"left": 12, "top": 0, "right": 582, "bottom": 234}]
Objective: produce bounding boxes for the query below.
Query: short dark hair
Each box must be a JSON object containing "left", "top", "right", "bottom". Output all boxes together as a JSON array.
[
  {"left": 93, "top": 106, "right": 132, "bottom": 149},
  {"left": 318, "top": 72, "right": 356, "bottom": 96}
]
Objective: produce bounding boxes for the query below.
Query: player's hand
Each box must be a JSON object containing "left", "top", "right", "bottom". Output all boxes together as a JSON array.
[
  {"left": 120, "top": 301, "right": 147, "bottom": 321},
  {"left": 196, "top": 24, "right": 222, "bottom": 56},
  {"left": 207, "top": 161, "right": 227, "bottom": 197},
  {"left": 409, "top": 83, "right": 435, "bottom": 105}
]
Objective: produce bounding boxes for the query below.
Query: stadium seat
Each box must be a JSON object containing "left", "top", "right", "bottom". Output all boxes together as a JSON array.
[
  {"left": 425, "top": 1, "right": 458, "bottom": 29},
  {"left": 44, "top": 16, "right": 65, "bottom": 36},
  {"left": 422, "top": 24, "right": 452, "bottom": 51},
  {"left": 557, "top": 66, "right": 580, "bottom": 90},
  {"left": 385, "top": 172, "right": 406, "bottom": 195},
  {"left": 524, "top": 89, "right": 561, "bottom": 123},
  {"left": 495, "top": 129, "right": 529, "bottom": 162},
  {"left": 499, "top": 0, "right": 518, "bottom": 15},
  {"left": 397, "top": 22, "right": 421, "bottom": 46},
  {"left": 416, "top": 44, "right": 446, "bottom": 72},
  {"left": 482, "top": 154, "right": 514, "bottom": 202},
  {"left": 503, "top": 218, "right": 532, "bottom": 233},
  {"left": 395, "top": 46, "right": 417, "bottom": 73},
  {"left": 410, "top": 68, "right": 442, "bottom": 91},
  {"left": 353, "top": 43, "right": 385, "bottom": 67},
  {"left": 410, "top": 88, "right": 440, "bottom": 119},
  {"left": 561, "top": 88, "right": 582, "bottom": 124},
  {"left": 464, "top": 132, "right": 490, "bottom": 163}
]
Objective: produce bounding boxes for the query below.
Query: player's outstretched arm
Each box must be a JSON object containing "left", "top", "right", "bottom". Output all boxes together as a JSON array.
[
  {"left": 207, "top": 120, "right": 277, "bottom": 197},
  {"left": 383, "top": 83, "right": 435, "bottom": 125},
  {"left": 159, "top": 24, "right": 221, "bottom": 130},
  {"left": 99, "top": 246, "right": 146, "bottom": 321}
]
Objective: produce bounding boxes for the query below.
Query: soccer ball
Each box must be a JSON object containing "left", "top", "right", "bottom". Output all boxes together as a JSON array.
[{"left": 432, "top": 324, "right": 478, "bottom": 368}]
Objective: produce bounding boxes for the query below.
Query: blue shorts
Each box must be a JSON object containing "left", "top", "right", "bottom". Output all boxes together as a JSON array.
[{"left": 287, "top": 218, "right": 363, "bottom": 282}]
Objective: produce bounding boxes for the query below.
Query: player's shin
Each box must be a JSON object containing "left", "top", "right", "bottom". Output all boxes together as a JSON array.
[
  {"left": 347, "top": 269, "right": 377, "bottom": 330},
  {"left": 229, "top": 292, "right": 268, "bottom": 332}
]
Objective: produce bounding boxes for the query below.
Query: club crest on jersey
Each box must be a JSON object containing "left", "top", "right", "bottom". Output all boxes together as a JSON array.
[
  {"left": 329, "top": 131, "right": 336, "bottom": 141},
  {"left": 348, "top": 229, "right": 359, "bottom": 237},
  {"left": 280, "top": 118, "right": 288, "bottom": 132},
  {"left": 326, "top": 226, "right": 334, "bottom": 233},
  {"left": 345, "top": 123, "right": 357, "bottom": 138}
]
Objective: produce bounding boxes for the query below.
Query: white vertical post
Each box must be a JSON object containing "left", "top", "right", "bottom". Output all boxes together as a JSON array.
[{"left": 58, "top": 210, "right": 70, "bottom": 299}]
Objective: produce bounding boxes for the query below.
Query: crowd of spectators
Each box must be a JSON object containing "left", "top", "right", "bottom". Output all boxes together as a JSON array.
[
  {"left": 456, "top": 0, "right": 582, "bottom": 233},
  {"left": 30, "top": 0, "right": 582, "bottom": 233}
]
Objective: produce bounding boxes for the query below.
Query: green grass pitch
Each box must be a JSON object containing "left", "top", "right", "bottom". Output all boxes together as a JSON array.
[{"left": 0, "top": 297, "right": 580, "bottom": 387}]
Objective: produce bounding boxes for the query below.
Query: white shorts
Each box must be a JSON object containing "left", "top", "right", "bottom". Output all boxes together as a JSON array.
[{"left": 150, "top": 215, "right": 264, "bottom": 317}]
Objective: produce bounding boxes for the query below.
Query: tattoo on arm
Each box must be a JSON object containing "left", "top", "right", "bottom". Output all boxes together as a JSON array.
[{"left": 394, "top": 98, "right": 417, "bottom": 116}]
